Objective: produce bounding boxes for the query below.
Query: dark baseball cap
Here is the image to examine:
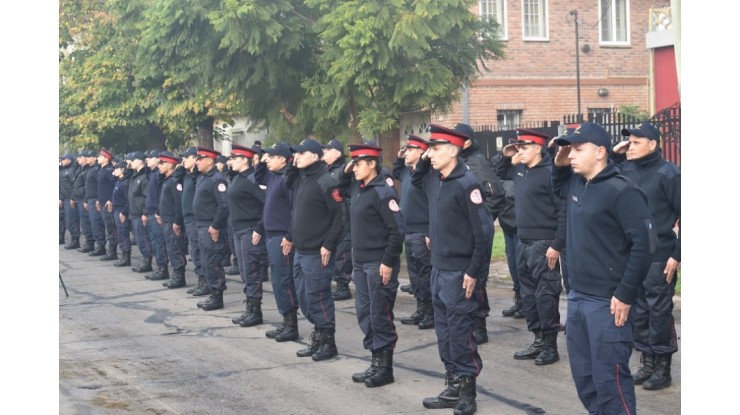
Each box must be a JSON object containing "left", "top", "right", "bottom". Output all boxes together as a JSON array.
[
  {"left": 125, "top": 151, "right": 146, "bottom": 161},
  {"left": 453, "top": 123, "right": 475, "bottom": 141},
  {"left": 264, "top": 142, "right": 293, "bottom": 158},
  {"left": 323, "top": 138, "right": 344, "bottom": 153},
  {"left": 291, "top": 138, "right": 323, "bottom": 156},
  {"left": 556, "top": 122, "right": 612, "bottom": 149},
  {"left": 179, "top": 147, "right": 198, "bottom": 158},
  {"left": 621, "top": 122, "right": 660, "bottom": 143}
]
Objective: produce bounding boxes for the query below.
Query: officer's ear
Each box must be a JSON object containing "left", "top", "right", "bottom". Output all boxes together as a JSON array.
[{"left": 449, "top": 145, "right": 460, "bottom": 158}]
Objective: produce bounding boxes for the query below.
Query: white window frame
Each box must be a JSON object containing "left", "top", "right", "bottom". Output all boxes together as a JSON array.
[
  {"left": 479, "top": 0, "right": 508, "bottom": 40},
  {"left": 599, "top": 0, "right": 630, "bottom": 45},
  {"left": 521, "top": 0, "right": 548, "bottom": 41},
  {"left": 497, "top": 109, "right": 522, "bottom": 130}
]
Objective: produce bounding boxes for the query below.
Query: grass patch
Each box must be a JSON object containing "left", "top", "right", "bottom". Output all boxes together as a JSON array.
[{"left": 492, "top": 226, "right": 506, "bottom": 261}]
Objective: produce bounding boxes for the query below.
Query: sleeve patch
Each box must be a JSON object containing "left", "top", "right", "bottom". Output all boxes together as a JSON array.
[
  {"left": 385, "top": 177, "right": 394, "bottom": 187},
  {"left": 470, "top": 188, "right": 483, "bottom": 205},
  {"left": 388, "top": 199, "right": 400, "bottom": 212},
  {"left": 176, "top": 183, "right": 183, "bottom": 191},
  {"left": 218, "top": 183, "right": 227, "bottom": 192},
  {"left": 332, "top": 188, "right": 342, "bottom": 202}
]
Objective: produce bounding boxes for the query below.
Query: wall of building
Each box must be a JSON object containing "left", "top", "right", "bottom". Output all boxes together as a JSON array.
[{"left": 439, "top": 0, "right": 668, "bottom": 128}]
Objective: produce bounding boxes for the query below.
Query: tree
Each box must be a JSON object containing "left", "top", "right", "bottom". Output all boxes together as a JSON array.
[{"left": 301, "top": 0, "right": 505, "bottom": 142}]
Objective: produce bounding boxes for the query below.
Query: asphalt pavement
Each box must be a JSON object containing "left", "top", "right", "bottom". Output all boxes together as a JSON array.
[{"left": 59, "top": 243, "right": 681, "bottom": 414}]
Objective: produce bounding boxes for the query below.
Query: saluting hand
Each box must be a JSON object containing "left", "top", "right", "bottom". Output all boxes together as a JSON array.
[
  {"left": 502, "top": 144, "right": 518, "bottom": 158},
  {"left": 553, "top": 145, "right": 572, "bottom": 167},
  {"left": 462, "top": 274, "right": 476, "bottom": 299},
  {"left": 610, "top": 296, "right": 631, "bottom": 327},
  {"left": 613, "top": 140, "right": 630, "bottom": 154},
  {"left": 343, "top": 160, "right": 354, "bottom": 174}
]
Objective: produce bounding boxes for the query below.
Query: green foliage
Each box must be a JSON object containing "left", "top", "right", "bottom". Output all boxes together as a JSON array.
[
  {"left": 60, "top": 0, "right": 507, "bottom": 150},
  {"left": 618, "top": 104, "right": 651, "bottom": 121},
  {"left": 491, "top": 226, "right": 506, "bottom": 261}
]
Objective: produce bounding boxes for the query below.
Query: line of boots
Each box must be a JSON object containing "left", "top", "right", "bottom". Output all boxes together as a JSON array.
[
  {"left": 296, "top": 327, "right": 337, "bottom": 361},
  {"left": 514, "top": 331, "right": 559, "bottom": 365},
  {"left": 400, "top": 299, "right": 434, "bottom": 329},
  {"left": 265, "top": 310, "right": 299, "bottom": 342},
  {"left": 633, "top": 352, "right": 672, "bottom": 390},
  {"left": 423, "top": 371, "right": 478, "bottom": 415},
  {"left": 351, "top": 348, "right": 394, "bottom": 388}
]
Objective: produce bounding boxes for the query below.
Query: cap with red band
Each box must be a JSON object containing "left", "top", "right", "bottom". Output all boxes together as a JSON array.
[
  {"left": 158, "top": 150, "right": 181, "bottom": 165},
  {"left": 230, "top": 143, "right": 257, "bottom": 158},
  {"left": 196, "top": 147, "right": 221, "bottom": 159},
  {"left": 428, "top": 123, "right": 469, "bottom": 147},
  {"left": 348, "top": 143, "right": 383, "bottom": 160},
  {"left": 514, "top": 129, "right": 549, "bottom": 146},
  {"left": 99, "top": 148, "right": 114, "bottom": 161},
  {"left": 406, "top": 134, "right": 429, "bottom": 151}
]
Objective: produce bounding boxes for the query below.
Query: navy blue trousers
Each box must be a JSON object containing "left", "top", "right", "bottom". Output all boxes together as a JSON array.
[
  {"left": 266, "top": 235, "right": 297, "bottom": 316},
  {"left": 353, "top": 258, "right": 400, "bottom": 351},
  {"left": 293, "top": 251, "right": 336, "bottom": 330}
]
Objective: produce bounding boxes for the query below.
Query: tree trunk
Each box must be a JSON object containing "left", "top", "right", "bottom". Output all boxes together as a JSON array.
[
  {"left": 146, "top": 122, "right": 167, "bottom": 150},
  {"left": 196, "top": 116, "right": 215, "bottom": 147},
  {"left": 347, "top": 90, "right": 363, "bottom": 144}
]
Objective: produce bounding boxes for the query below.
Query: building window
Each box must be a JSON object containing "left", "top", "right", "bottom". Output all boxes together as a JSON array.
[
  {"left": 497, "top": 109, "right": 522, "bottom": 129},
  {"left": 522, "top": 0, "right": 548, "bottom": 40},
  {"left": 600, "top": 0, "right": 630, "bottom": 45},
  {"left": 479, "top": 0, "right": 507, "bottom": 39}
]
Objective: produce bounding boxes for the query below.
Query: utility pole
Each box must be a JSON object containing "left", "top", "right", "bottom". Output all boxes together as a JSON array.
[{"left": 569, "top": 10, "right": 582, "bottom": 117}]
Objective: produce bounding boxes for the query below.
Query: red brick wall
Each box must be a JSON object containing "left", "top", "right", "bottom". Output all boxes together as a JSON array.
[{"left": 439, "top": 0, "right": 669, "bottom": 127}]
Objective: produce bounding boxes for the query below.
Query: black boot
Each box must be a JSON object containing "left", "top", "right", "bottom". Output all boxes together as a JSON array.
[
  {"left": 400, "top": 283, "right": 413, "bottom": 293},
  {"left": 146, "top": 265, "right": 169, "bottom": 281},
  {"left": 191, "top": 278, "right": 212, "bottom": 296},
  {"left": 232, "top": 300, "right": 250, "bottom": 325},
  {"left": 643, "top": 354, "right": 672, "bottom": 390},
  {"left": 502, "top": 291, "right": 523, "bottom": 317},
  {"left": 296, "top": 329, "right": 320, "bottom": 358},
  {"left": 633, "top": 352, "right": 655, "bottom": 385},
  {"left": 164, "top": 267, "right": 186, "bottom": 289},
  {"left": 514, "top": 331, "right": 544, "bottom": 360},
  {"left": 312, "top": 328, "right": 338, "bottom": 361},
  {"left": 132, "top": 256, "right": 153, "bottom": 273},
  {"left": 535, "top": 332, "right": 560, "bottom": 365},
  {"left": 365, "top": 349, "right": 394, "bottom": 387},
  {"left": 77, "top": 240, "right": 95, "bottom": 253},
  {"left": 453, "top": 376, "right": 477, "bottom": 415},
  {"left": 239, "top": 298, "right": 264, "bottom": 327},
  {"left": 113, "top": 251, "right": 131, "bottom": 267},
  {"left": 423, "top": 371, "right": 460, "bottom": 409},
  {"left": 187, "top": 276, "right": 204, "bottom": 294},
  {"left": 64, "top": 237, "right": 80, "bottom": 250},
  {"left": 225, "top": 265, "right": 240, "bottom": 275},
  {"left": 99, "top": 243, "right": 118, "bottom": 261},
  {"left": 473, "top": 317, "right": 488, "bottom": 345},
  {"left": 275, "top": 311, "right": 299, "bottom": 342},
  {"left": 352, "top": 350, "right": 380, "bottom": 383},
  {"left": 198, "top": 290, "right": 224, "bottom": 311},
  {"left": 332, "top": 280, "right": 352, "bottom": 301},
  {"left": 418, "top": 300, "right": 435, "bottom": 330},
  {"left": 88, "top": 244, "right": 106, "bottom": 257},
  {"left": 401, "top": 299, "right": 424, "bottom": 325}
]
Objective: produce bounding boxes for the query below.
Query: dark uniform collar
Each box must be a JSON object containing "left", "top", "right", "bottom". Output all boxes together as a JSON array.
[
  {"left": 439, "top": 160, "right": 467, "bottom": 181},
  {"left": 632, "top": 148, "right": 663, "bottom": 167},
  {"left": 302, "top": 161, "right": 325, "bottom": 176}
]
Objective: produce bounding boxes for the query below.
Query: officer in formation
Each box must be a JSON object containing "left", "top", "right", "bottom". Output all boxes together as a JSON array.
[
  {"left": 157, "top": 151, "right": 188, "bottom": 289},
  {"left": 393, "top": 135, "right": 434, "bottom": 330},
  {"left": 60, "top": 154, "right": 80, "bottom": 250},
  {"left": 84, "top": 150, "right": 107, "bottom": 257},
  {"left": 552, "top": 122, "right": 655, "bottom": 415},
  {"left": 613, "top": 122, "right": 681, "bottom": 391},
  {"left": 111, "top": 160, "right": 132, "bottom": 267},
  {"left": 412, "top": 124, "right": 495, "bottom": 415},
  {"left": 338, "top": 142, "right": 405, "bottom": 388},
  {"left": 496, "top": 129, "right": 565, "bottom": 366},
  {"left": 97, "top": 149, "right": 118, "bottom": 262},
  {"left": 144, "top": 151, "right": 169, "bottom": 281},
  {"left": 321, "top": 138, "right": 354, "bottom": 301}
]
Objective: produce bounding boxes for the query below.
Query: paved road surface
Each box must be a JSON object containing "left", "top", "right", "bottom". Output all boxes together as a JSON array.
[{"left": 59, "top": 246, "right": 681, "bottom": 414}]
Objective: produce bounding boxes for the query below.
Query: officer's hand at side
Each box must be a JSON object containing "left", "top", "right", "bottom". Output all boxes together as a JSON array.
[
  {"left": 70, "top": 200, "right": 76, "bottom": 208},
  {"left": 252, "top": 231, "right": 261, "bottom": 246},
  {"left": 59, "top": 199, "right": 63, "bottom": 208},
  {"left": 462, "top": 274, "right": 476, "bottom": 299},
  {"left": 613, "top": 140, "right": 630, "bottom": 154},
  {"left": 664, "top": 257, "right": 680, "bottom": 283},
  {"left": 281, "top": 237, "right": 293, "bottom": 256},
  {"left": 156, "top": 214, "right": 163, "bottom": 225},
  {"left": 553, "top": 146, "right": 572, "bottom": 167},
  {"left": 96, "top": 200, "right": 101, "bottom": 211},
  {"left": 142, "top": 215, "right": 148, "bottom": 226},
  {"left": 379, "top": 263, "right": 392, "bottom": 285},
  {"left": 425, "top": 236, "right": 430, "bottom": 250},
  {"left": 546, "top": 247, "right": 560, "bottom": 270},
  {"left": 173, "top": 223, "right": 181, "bottom": 236},
  {"left": 119, "top": 213, "right": 126, "bottom": 224},
  {"left": 208, "top": 226, "right": 219, "bottom": 242},
  {"left": 610, "top": 296, "right": 631, "bottom": 327},
  {"left": 106, "top": 201, "right": 112, "bottom": 213},
  {"left": 320, "top": 247, "right": 332, "bottom": 267}
]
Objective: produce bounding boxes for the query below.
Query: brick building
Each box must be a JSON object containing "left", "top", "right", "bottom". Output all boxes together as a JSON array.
[{"left": 402, "top": 0, "right": 679, "bottom": 134}]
